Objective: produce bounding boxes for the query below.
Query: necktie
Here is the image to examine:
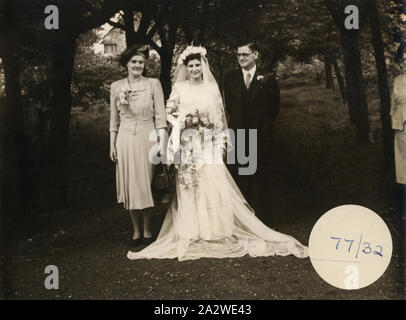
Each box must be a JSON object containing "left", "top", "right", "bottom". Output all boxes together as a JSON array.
[{"left": 245, "top": 72, "right": 252, "bottom": 89}]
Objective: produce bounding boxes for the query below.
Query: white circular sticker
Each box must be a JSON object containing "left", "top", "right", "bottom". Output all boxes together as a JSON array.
[{"left": 309, "top": 205, "right": 392, "bottom": 290}]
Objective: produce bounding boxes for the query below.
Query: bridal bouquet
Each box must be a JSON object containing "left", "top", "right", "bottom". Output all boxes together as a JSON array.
[
  {"left": 180, "top": 109, "right": 215, "bottom": 132},
  {"left": 167, "top": 106, "right": 224, "bottom": 191},
  {"left": 177, "top": 109, "right": 216, "bottom": 191},
  {"left": 178, "top": 109, "right": 214, "bottom": 190}
]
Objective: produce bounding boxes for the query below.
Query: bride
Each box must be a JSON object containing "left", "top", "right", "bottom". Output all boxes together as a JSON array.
[{"left": 127, "top": 45, "right": 308, "bottom": 261}]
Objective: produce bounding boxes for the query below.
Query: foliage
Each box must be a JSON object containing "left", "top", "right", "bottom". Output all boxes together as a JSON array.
[
  {"left": 276, "top": 56, "right": 324, "bottom": 81},
  {"left": 72, "top": 30, "right": 124, "bottom": 109},
  {"left": 68, "top": 0, "right": 404, "bottom": 107}
]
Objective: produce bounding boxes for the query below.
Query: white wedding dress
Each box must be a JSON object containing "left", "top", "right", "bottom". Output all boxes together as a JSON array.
[{"left": 127, "top": 78, "right": 309, "bottom": 261}]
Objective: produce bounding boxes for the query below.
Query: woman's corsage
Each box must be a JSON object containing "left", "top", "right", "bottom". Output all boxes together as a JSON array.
[{"left": 117, "top": 88, "right": 135, "bottom": 119}]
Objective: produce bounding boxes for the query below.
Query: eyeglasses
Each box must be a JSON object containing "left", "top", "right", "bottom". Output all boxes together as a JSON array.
[{"left": 236, "top": 53, "right": 253, "bottom": 58}]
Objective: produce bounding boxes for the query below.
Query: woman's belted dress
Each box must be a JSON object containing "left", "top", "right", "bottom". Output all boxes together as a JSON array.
[{"left": 110, "top": 77, "right": 167, "bottom": 210}]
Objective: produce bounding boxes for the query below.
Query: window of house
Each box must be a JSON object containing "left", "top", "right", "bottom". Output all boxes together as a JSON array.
[{"left": 104, "top": 43, "right": 117, "bottom": 54}]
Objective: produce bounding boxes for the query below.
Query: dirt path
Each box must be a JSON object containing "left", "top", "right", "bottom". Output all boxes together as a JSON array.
[{"left": 2, "top": 79, "right": 404, "bottom": 299}]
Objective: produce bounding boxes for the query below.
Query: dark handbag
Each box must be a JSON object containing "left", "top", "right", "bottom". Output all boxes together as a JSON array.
[{"left": 152, "top": 163, "right": 170, "bottom": 191}]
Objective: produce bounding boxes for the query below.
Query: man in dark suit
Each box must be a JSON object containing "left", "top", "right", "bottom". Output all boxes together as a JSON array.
[{"left": 223, "top": 41, "right": 280, "bottom": 223}]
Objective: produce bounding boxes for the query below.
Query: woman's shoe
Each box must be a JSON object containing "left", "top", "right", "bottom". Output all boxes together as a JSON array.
[
  {"left": 142, "top": 237, "right": 154, "bottom": 245},
  {"left": 128, "top": 238, "right": 143, "bottom": 248}
]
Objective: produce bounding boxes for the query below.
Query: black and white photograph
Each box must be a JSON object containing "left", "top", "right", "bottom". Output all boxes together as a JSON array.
[{"left": 0, "top": 0, "right": 405, "bottom": 303}]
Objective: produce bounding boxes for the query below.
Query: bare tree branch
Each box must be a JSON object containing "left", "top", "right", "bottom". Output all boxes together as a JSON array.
[{"left": 107, "top": 19, "right": 124, "bottom": 29}]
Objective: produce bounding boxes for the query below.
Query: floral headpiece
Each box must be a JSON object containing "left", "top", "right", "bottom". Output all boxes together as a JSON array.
[{"left": 177, "top": 45, "right": 207, "bottom": 65}]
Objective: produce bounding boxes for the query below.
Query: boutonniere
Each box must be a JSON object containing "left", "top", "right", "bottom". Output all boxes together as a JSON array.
[
  {"left": 256, "top": 73, "right": 275, "bottom": 87},
  {"left": 256, "top": 75, "right": 267, "bottom": 89}
]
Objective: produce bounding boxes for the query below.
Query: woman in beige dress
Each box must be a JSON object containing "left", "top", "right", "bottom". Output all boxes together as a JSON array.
[{"left": 109, "top": 44, "right": 167, "bottom": 246}]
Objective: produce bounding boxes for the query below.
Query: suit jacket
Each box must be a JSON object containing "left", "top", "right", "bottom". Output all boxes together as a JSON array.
[{"left": 223, "top": 67, "right": 280, "bottom": 152}]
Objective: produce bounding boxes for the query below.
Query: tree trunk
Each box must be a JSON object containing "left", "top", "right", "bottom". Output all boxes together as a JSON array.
[
  {"left": 124, "top": 8, "right": 154, "bottom": 47},
  {"left": 158, "top": 22, "right": 178, "bottom": 99},
  {"left": 159, "top": 50, "right": 174, "bottom": 100},
  {"left": 340, "top": 31, "right": 370, "bottom": 142},
  {"left": 0, "top": 36, "right": 26, "bottom": 217},
  {"left": 395, "top": 0, "right": 406, "bottom": 63},
  {"left": 366, "top": 0, "right": 394, "bottom": 164},
  {"left": 216, "top": 48, "right": 224, "bottom": 90},
  {"left": 324, "top": 54, "right": 334, "bottom": 90},
  {"left": 38, "top": 34, "right": 77, "bottom": 210},
  {"left": 0, "top": 30, "right": 28, "bottom": 261},
  {"left": 326, "top": 0, "right": 370, "bottom": 142},
  {"left": 198, "top": 26, "right": 206, "bottom": 46},
  {"left": 124, "top": 8, "right": 135, "bottom": 46},
  {"left": 182, "top": 26, "right": 194, "bottom": 44},
  {"left": 331, "top": 53, "right": 347, "bottom": 103}
]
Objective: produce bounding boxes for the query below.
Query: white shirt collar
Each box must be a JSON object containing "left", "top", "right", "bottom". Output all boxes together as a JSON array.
[{"left": 242, "top": 65, "right": 256, "bottom": 79}]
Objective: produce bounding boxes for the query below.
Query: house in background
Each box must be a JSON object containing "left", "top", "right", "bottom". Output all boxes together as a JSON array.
[
  {"left": 93, "top": 24, "right": 160, "bottom": 58},
  {"left": 93, "top": 25, "right": 126, "bottom": 56},
  {"left": 101, "top": 27, "right": 126, "bottom": 56}
]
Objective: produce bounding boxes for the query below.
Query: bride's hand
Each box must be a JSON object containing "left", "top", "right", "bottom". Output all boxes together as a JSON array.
[
  {"left": 167, "top": 114, "right": 178, "bottom": 126},
  {"left": 167, "top": 105, "right": 180, "bottom": 118},
  {"left": 171, "top": 109, "right": 179, "bottom": 117},
  {"left": 110, "top": 146, "right": 118, "bottom": 163}
]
